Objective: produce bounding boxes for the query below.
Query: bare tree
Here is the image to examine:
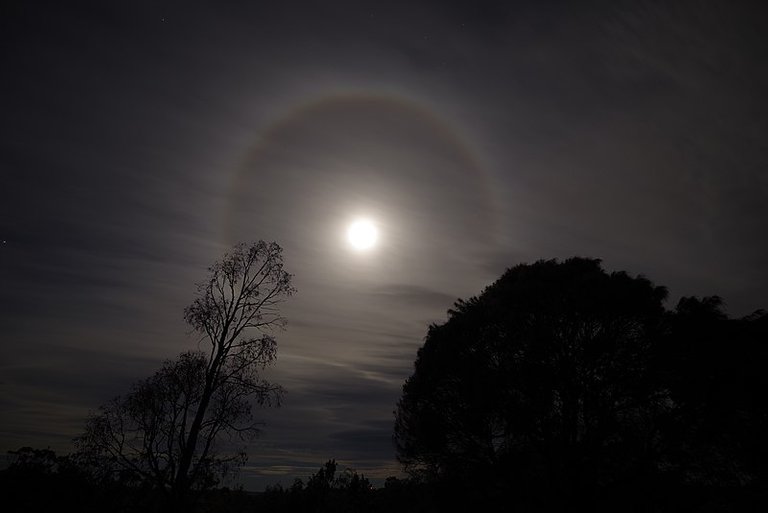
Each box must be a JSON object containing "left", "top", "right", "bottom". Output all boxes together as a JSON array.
[{"left": 76, "top": 241, "right": 294, "bottom": 510}]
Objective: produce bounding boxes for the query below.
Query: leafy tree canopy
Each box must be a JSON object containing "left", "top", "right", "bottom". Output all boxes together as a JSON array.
[{"left": 394, "top": 257, "right": 767, "bottom": 508}]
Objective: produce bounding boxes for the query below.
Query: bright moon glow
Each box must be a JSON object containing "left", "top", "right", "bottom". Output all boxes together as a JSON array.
[{"left": 347, "top": 219, "right": 378, "bottom": 250}]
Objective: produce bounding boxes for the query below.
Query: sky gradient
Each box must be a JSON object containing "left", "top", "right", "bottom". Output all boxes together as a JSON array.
[{"left": 2, "top": 1, "right": 767, "bottom": 490}]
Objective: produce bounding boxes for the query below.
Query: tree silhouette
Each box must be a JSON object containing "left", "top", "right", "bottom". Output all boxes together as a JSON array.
[
  {"left": 260, "top": 459, "right": 373, "bottom": 513},
  {"left": 394, "top": 258, "right": 670, "bottom": 507},
  {"left": 0, "top": 447, "right": 116, "bottom": 512},
  {"left": 76, "top": 241, "right": 294, "bottom": 511},
  {"left": 655, "top": 296, "right": 768, "bottom": 501}
]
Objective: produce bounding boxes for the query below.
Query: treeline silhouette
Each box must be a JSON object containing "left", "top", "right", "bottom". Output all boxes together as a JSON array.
[{"left": 2, "top": 257, "right": 766, "bottom": 512}]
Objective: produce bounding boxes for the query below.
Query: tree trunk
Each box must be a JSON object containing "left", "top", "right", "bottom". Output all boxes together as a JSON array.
[{"left": 172, "top": 366, "right": 217, "bottom": 510}]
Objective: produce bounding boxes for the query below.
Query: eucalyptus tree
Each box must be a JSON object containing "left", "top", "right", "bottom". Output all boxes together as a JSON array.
[{"left": 77, "top": 241, "right": 294, "bottom": 510}]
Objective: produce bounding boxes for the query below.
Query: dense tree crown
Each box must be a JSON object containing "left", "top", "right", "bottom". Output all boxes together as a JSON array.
[
  {"left": 394, "top": 258, "right": 768, "bottom": 508},
  {"left": 75, "top": 241, "right": 294, "bottom": 510}
]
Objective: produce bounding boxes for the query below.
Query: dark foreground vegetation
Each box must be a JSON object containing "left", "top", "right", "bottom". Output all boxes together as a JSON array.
[
  {"left": 2, "top": 449, "right": 765, "bottom": 512},
  {"left": 394, "top": 258, "right": 768, "bottom": 511},
  {"left": 3, "top": 257, "right": 767, "bottom": 511}
]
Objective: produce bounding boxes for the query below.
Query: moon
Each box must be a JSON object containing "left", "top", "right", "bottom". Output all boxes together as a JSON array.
[{"left": 347, "top": 219, "right": 378, "bottom": 251}]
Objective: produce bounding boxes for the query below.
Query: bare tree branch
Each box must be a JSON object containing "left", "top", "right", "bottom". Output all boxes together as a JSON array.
[{"left": 75, "top": 241, "right": 293, "bottom": 510}]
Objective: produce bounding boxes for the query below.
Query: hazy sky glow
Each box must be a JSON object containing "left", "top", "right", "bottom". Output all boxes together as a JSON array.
[{"left": 2, "top": 1, "right": 767, "bottom": 490}]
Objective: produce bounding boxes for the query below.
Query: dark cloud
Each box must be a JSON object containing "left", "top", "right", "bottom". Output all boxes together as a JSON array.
[
  {"left": 328, "top": 422, "right": 395, "bottom": 460},
  {"left": 367, "top": 284, "right": 459, "bottom": 309}
]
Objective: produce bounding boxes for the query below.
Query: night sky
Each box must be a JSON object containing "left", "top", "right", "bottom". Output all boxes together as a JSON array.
[{"left": 2, "top": 1, "right": 767, "bottom": 490}]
